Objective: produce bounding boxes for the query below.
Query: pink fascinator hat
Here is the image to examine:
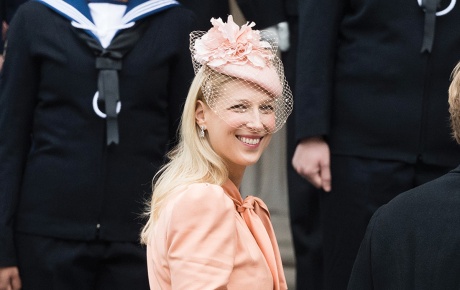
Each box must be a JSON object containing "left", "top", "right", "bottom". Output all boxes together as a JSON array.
[{"left": 190, "top": 15, "right": 293, "bottom": 133}]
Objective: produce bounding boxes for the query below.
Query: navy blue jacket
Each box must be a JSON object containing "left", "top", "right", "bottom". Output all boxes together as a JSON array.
[{"left": 0, "top": 1, "right": 194, "bottom": 266}]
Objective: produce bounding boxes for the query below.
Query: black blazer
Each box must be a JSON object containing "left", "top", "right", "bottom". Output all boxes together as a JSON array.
[
  {"left": 0, "top": 2, "right": 194, "bottom": 266},
  {"left": 180, "top": 0, "right": 286, "bottom": 30},
  {"left": 236, "top": 0, "right": 286, "bottom": 29},
  {"left": 348, "top": 165, "right": 460, "bottom": 289},
  {"left": 179, "top": 0, "right": 229, "bottom": 31},
  {"left": 295, "top": 0, "right": 460, "bottom": 166}
]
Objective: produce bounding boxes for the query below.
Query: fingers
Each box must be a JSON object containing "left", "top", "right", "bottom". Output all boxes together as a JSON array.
[
  {"left": 307, "top": 169, "right": 324, "bottom": 190},
  {"left": 11, "top": 274, "right": 21, "bottom": 290},
  {"left": 291, "top": 137, "right": 332, "bottom": 192},
  {"left": 0, "top": 269, "right": 10, "bottom": 290},
  {"left": 302, "top": 161, "right": 331, "bottom": 192},
  {"left": 0, "top": 267, "right": 21, "bottom": 290},
  {"left": 320, "top": 161, "right": 331, "bottom": 192},
  {"left": 292, "top": 151, "right": 318, "bottom": 186},
  {"left": 292, "top": 158, "right": 331, "bottom": 191}
]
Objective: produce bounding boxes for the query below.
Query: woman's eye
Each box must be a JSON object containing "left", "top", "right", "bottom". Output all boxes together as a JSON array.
[
  {"left": 260, "top": 104, "right": 274, "bottom": 114},
  {"left": 229, "top": 104, "right": 248, "bottom": 112}
]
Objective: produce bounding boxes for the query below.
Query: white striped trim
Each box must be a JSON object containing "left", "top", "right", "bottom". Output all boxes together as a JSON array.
[
  {"left": 38, "top": 0, "right": 178, "bottom": 27},
  {"left": 37, "top": 0, "right": 178, "bottom": 44},
  {"left": 122, "top": 0, "right": 178, "bottom": 24},
  {"left": 38, "top": 0, "right": 95, "bottom": 27}
]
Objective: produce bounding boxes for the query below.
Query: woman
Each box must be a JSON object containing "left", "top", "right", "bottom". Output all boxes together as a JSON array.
[{"left": 141, "top": 15, "right": 293, "bottom": 289}]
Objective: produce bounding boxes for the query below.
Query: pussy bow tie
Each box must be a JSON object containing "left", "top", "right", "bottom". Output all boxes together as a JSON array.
[{"left": 222, "top": 180, "right": 287, "bottom": 290}]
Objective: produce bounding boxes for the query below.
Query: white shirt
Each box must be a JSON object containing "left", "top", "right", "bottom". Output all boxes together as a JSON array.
[{"left": 88, "top": 3, "right": 127, "bottom": 48}]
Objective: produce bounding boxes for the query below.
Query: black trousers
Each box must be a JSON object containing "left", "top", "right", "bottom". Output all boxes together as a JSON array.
[
  {"left": 285, "top": 13, "right": 324, "bottom": 290},
  {"left": 287, "top": 99, "right": 323, "bottom": 290},
  {"left": 322, "top": 155, "right": 453, "bottom": 290},
  {"left": 15, "top": 233, "right": 149, "bottom": 290},
  {"left": 287, "top": 164, "right": 323, "bottom": 290}
]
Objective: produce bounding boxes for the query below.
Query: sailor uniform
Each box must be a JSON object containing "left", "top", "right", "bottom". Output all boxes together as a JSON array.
[{"left": 0, "top": 0, "right": 195, "bottom": 287}]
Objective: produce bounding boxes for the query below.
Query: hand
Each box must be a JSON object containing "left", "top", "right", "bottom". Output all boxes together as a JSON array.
[
  {"left": 292, "top": 137, "right": 331, "bottom": 192},
  {"left": 0, "top": 267, "right": 22, "bottom": 290},
  {"left": 2, "top": 21, "right": 9, "bottom": 42}
]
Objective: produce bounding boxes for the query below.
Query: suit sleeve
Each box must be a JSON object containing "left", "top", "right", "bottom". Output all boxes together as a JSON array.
[
  {"left": 167, "top": 184, "right": 237, "bottom": 289},
  {"left": 294, "top": 0, "right": 347, "bottom": 141},
  {"left": 167, "top": 7, "right": 195, "bottom": 147},
  {"left": 0, "top": 7, "right": 38, "bottom": 267}
]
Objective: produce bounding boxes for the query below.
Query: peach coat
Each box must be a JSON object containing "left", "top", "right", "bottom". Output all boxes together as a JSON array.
[{"left": 147, "top": 180, "right": 287, "bottom": 289}]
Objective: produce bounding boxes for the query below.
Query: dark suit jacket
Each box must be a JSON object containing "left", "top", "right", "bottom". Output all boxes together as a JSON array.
[
  {"left": 180, "top": 0, "right": 286, "bottom": 30},
  {"left": 236, "top": 0, "right": 285, "bottom": 29},
  {"left": 348, "top": 165, "right": 460, "bottom": 289},
  {"left": 295, "top": 0, "right": 460, "bottom": 166},
  {"left": 179, "top": 0, "right": 229, "bottom": 31},
  {"left": 0, "top": 2, "right": 194, "bottom": 266}
]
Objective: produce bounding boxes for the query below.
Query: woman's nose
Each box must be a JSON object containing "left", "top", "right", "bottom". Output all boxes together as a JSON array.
[{"left": 245, "top": 109, "right": 264, "bottom": 131}]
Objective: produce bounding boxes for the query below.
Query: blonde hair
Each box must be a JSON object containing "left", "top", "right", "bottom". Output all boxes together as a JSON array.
[
  {"left": 140, "top": 69, "right": 229, "bottom": 244},
  {"left": 449, "top": 61, "right": 460, "bottom": 144}
]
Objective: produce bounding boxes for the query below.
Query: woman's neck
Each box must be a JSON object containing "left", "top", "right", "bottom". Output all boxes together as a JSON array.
[{"left": 228, "top": 168, "right": 245, "bottom": 189}]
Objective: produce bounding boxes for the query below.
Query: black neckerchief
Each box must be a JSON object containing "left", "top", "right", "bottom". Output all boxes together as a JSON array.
[
  {"left": 420, "top": 0, "right": 441, "bottom": 53},
  {"left": 72, "top": 20, "right": 149, "bottom": 145}
]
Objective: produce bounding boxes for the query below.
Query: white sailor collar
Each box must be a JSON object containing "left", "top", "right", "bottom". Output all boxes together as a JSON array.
[{"left": 34, "top": 0, "right": 179, "bottom": 41}]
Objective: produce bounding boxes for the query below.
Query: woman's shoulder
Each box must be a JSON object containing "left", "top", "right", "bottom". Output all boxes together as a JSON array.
[
  {"left": 175, "top": 183, "right": 230, "bottom": 202},
  {"left": 155, "top": 183, "right": 237, "bottom": 234},
  {"left": 168, "top": 183, "right": 235, "bottom": 214}
]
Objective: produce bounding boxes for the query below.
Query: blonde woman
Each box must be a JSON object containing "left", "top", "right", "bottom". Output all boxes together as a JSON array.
[{"left": 141, "top": 16, "right": 293, "bottom": 289}]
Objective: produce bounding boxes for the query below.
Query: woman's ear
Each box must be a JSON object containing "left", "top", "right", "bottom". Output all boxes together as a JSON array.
[{"left": 195, "top": 100, "right": 206, "bottom": 126}]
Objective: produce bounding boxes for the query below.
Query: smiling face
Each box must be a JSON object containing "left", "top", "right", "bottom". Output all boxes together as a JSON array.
[{"left": 196, "top": 79, "right": 275, "bottom": 178}]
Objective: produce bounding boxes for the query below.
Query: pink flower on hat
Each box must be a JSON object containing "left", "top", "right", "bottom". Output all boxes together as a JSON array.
[{"left": 194, "top": 15, "right": 274, "bottom": 69}]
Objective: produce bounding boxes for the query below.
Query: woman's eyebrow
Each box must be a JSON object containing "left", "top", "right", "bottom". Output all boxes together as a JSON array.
[{"left": 231, "top": 99, "right": 250, "bottom": 103}]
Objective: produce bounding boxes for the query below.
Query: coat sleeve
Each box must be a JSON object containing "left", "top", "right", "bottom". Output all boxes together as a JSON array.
[
  {"left": 167, "top": 7, "right": 195, "bottom": 147},
  {"left": 166, "top": 184, "right": 237, "bottom": 289},
  {"left": 0, "top": 6, "right": 38, "bottom": 267},
  {"left": 294, "top": 0, "right": 347, "bottom": 141}
]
